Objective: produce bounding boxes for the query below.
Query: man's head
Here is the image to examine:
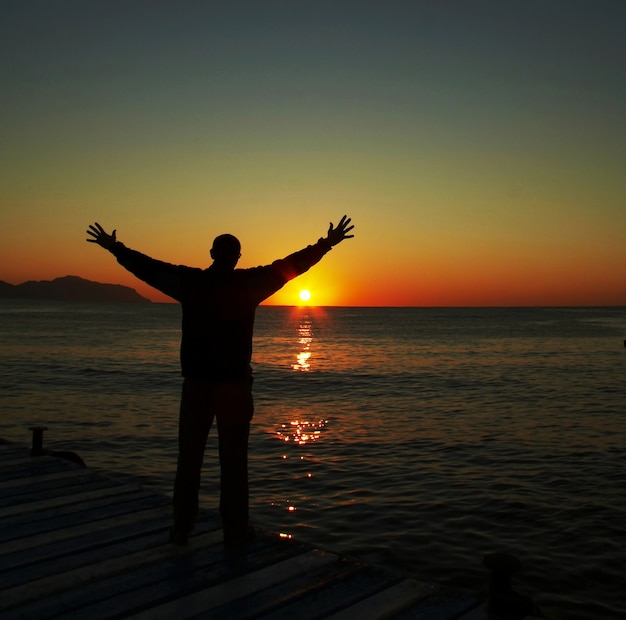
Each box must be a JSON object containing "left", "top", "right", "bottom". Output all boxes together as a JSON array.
[{"left": 210, "top": 234, "right": 241, "bottom": 269}]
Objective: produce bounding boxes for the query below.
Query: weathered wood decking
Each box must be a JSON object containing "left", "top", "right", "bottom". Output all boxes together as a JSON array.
[{"left": 0, "top": 438, "right": 523, "bottom": 619}]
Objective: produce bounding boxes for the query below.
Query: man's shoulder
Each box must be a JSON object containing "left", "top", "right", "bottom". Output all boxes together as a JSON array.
[{"left": 235, "top": 264, "right": 279, "bottom": 280}]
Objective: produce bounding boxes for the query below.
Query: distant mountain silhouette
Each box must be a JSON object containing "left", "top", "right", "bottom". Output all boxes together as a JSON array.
[{"left": 0, "top": 276, "right": 150, "bottom": 303}]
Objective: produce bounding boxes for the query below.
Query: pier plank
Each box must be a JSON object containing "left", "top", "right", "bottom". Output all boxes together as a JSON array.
[
  {"left": 0, "top": 505, "right": 171, "bottom": 555},
  {"left": 0, "top": 491, "right": 170, "bottom": 542},
  {"left": 0, "top": 467, "right": 95, "bottom": 492},
  {"left": 392, "top": 591, "right": 481, "bottom": 619},
  {"left": 256, "top": 564, "right": 404, "bottom": 620},
  {"left": 0, "top": 472, "right": 116, "bottom": 505},
  {"left": 60, "top": 537, "right": 311, "bottom": 620},
  {"left": 0, "top": 455, "right": 53, "bottom": 467},
  {"left": 194, "top": 555, "right": 362, "bottom": 620},
  {"left": 0, "top": 482, "right": 140, "bottom": 519},
  {"left": 324, "top": 578, "right": 437, "bottom": 620},
  {"left": 7, "top": 533, "right": 311, "bottom": 620},
  {"left": 0, "top": 512, "right": 173, "bottom": 572},
  {"left": 0, "top": 440, "right": 494, "bottom": 619},
  {"left": 0, "top": 529, "right": 225, "bottom": 611},
  {"left": 0, "top": 442, "right": 32, "bottom": 459},
  {"left": 0, "top": 455, "right": 74, "bottom": 481},
  {"left": 125, "top": 549, "right": 339, "bottom": 620},
  {"left": 3, "top": 525, "right": 170, "bottom": 589}
]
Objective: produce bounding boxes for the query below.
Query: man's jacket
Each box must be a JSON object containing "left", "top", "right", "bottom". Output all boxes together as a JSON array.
[{"left": 109, "top": 239, "right": 331, "bottom": 380}]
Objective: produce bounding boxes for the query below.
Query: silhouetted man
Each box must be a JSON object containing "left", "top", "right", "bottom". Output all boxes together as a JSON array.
[{"left": 86, "top": 216, "right": 354, "bottom": 547}]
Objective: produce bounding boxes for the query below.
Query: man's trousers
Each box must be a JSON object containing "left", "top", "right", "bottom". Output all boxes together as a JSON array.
[{"left": 173, "top": 376, "right": 254, "bottom": 545}]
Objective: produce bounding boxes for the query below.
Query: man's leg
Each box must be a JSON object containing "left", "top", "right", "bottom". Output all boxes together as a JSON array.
[
  {"left": 172, "top": 378, "right": 214, "bottom": 542},
  {"left": 218, "top": 422, "right": 251, "bottom": 546},
  {"left": 215, "top": 379, "right": 254, "bottom": 547}
]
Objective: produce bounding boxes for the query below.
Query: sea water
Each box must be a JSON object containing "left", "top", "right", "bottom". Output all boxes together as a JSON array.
[{"left": 0, "top": 300, "right": 624, "bottom": 620}]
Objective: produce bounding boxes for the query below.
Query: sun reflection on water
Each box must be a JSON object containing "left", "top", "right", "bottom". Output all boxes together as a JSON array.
[
  {"left": 292, "top": 314, "right": 313, "bottom": 372},
  {"left": 269, "top": 311, "right": 329, "bottom": 540},
  {"left": 276, "top": 419, "right": 329, "bottom": 445}
]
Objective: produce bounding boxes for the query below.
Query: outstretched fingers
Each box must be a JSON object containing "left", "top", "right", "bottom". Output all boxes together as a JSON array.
[
  {"left": 86, "top": 222, "right": 116, "bottom": 247},
  {"left": 338, "top": 215, "right": 354, "bottom": 238},
  {"left": 326, "top": 215, "right": 355, "bottom": 246},
  {"left": 86, "top": 223, "right": 101, "bottom": 242}
]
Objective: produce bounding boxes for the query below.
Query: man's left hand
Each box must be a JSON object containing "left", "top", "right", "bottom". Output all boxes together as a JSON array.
[{"left": 326, "top": 215, "right": 354, "bottom": 247}]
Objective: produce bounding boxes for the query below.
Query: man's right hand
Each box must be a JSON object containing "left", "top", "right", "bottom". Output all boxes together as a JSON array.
[{"left": 86, "top": 222, "right": 117, "bottom": 249}]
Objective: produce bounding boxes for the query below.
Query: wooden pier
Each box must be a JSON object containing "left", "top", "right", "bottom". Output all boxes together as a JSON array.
[{"left": 0, "top": 438, "right": 536, "bottom": 619}]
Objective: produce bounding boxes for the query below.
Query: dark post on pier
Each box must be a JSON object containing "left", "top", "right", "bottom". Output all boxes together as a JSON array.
[{"left": 28, "top": 425, "right": 48, "bottom": 456}]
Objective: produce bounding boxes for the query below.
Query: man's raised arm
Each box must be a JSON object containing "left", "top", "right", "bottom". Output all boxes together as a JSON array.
[
  {"left": 85, "top": 222, "right": 184, "bottom": 301},
  {"left": 264, "top": 214, "right": 355, "bottom": 288}
]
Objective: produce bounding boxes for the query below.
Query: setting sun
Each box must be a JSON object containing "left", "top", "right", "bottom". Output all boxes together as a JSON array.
[{"left": 299, "top": 289, "right": 311, "bottom": 303}]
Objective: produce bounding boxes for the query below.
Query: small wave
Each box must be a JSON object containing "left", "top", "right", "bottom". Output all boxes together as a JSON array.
[{"left": 79, "top": 367, "right": 127, "bottom": 375}]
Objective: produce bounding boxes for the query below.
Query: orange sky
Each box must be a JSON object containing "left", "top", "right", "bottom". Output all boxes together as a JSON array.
[{"left": 2, "top": 2, "right": 625, "bottom": 306}]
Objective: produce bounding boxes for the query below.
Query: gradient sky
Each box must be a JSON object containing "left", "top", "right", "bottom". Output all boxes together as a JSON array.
[{"left": 1, "top": 1, "right": 625, "bottom": 306}]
